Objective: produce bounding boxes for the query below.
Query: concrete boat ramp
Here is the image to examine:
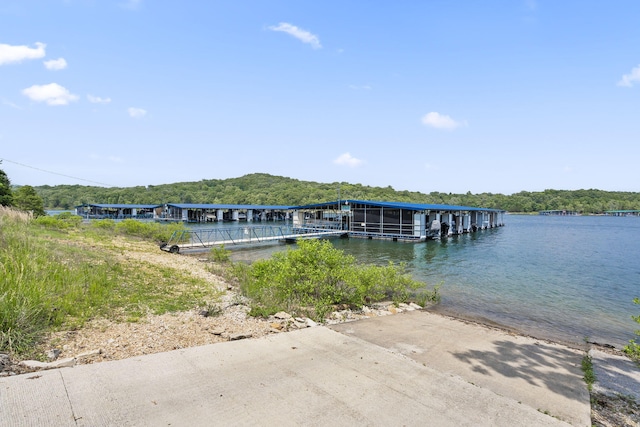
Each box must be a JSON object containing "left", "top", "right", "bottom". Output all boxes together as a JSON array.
[{"left": 1, "top": 311, "right": 592, "bottom": 426}]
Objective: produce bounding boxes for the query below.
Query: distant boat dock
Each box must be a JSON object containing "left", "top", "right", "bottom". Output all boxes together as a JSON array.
[
  {"left": 74, "top": 200, "right": 505, "bottom": 253},
  {"left": 153, "top": 199, "right": 504, "bottom": 253}
]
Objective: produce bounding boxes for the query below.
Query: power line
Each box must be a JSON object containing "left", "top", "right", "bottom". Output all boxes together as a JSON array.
[{"left": 0, "top": 157, "right": 115, "bottom": 187}]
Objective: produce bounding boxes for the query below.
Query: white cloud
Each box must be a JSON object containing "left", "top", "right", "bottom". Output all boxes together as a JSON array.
[
  {"left": 421, "top": 111, "right": 466, "bottom": 130},
  {"left": 268, "top": 22, "right": 321, "bottom": 49},
  {"left": 0, "top": 42, "right": 46, "bottom": 65},
  {"left": 44, "top": 57, "right": 68, "bottom": 70},
  {"left": 22, "top": 83, "right": 79, "bottom": 106},
  {"left": 617, "top": 65, "right": 640, "bottom": 87},
  {"left": 333, "top": 152, "right": 364, "bottom": 168},
  {"left": 128, "top": 107, "right": 147, "bottom": 118},
  {"left": 87, "top": 94, "right": 112, "bottom": 104}
]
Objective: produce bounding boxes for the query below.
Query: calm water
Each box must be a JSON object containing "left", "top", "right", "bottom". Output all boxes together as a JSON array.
[{"left": 226, "top": 215, "right": 640, "bottom": 348}]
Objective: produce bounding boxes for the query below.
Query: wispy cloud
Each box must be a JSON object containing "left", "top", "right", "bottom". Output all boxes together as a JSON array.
[
  {"left": 90, "top": 153, "right": 124, "bottom": 163},
  {"left": 120, "top": 0, "right": 142, "bottom": 10},
  {"left": 44, "top": 57, "right": 67, "bottom": 70},
  {"left": 268, "top": 22, "right": 321, "bottom": 49},
  {"left": 22, "top": 83, "right": 78, "bottom": 106},
  {"left": 333, "top": 152, "right": 364, "bottom": 168},
  {"left": 87, "top": 94, "right": 112, "bottom": 104},
  {"left": 617, "top": 64, "right": 640, "bottom": 87},
  {"left": 348, "top": 84, "right": 372, "bottom": 90},
  {"left": 421, "top": 111, "right": 466, "bottom": 130},
  {"left": 2, "top": 99, "right": 23, "bottom": 110},
  {"left": 425, "top": 163, "right": 440, "bottom": 172},
  {"left": 128, "top": 107, "right": 147, "bottom": 118},
  {"left": 0, "top": 42, "right": 46, "bottom": 66}
]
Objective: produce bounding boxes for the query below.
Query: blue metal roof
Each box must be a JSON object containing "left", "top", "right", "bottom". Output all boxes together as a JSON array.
[
  {"left": 166, "top": 203, "right": 293, "bottom": 210},
  {"left": 77, "top": 203, "right": 162, "bottom": 209},
  {"left": 292, "top": 199, "right": 505, "bottom": 212}
]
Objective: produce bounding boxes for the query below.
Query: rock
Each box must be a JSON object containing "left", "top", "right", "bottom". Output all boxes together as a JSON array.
[
  {"left": 305, "top": 318, "right": 318, "bottom": 328},
  {"left": 46, "top": 349, "right": 61, "bottom": 361},
  {"left": 210, "top": 329, "right": 225, "bottom": 336},
  {"left": 409, "top": 302, "right": 423, "bottom": 310},
  {"left": 270, "top": 323, "right": 283, "bottom": 330},
  {"left": 20, "top": 358, "right": 76, "bottom": 370},
  {"left": 0, "top": 353, "right": 10, "bottom": 368},
  {"left": 274, "top": 311, "right": 292, "bottom": 320},
  {"left": 294, "top": 317, "right": 305, "bottom": 323},
  {"left": 76, "top": 349, "right": 102, "bottom": 360},
  {"left": 229, "top": 333, "right": 252, "bottom": 341}
]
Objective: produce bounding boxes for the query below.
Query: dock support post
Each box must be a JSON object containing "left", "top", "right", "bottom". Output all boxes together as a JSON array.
[
  {"left": 247, "top": 209, "right": 253, "bottom": 222},
  {"left": 217, "top": 209, "right": 224, "bottom": 222}
]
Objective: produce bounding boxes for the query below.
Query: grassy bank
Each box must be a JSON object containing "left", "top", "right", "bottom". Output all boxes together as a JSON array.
[{"left": 0, "top": 208, "right": 217, "bottom": 358}]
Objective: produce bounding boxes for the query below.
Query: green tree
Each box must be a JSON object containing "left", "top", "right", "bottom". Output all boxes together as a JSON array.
[
  {"left": 13, "top": 185, "right": 46, "bottom": 217},
  {"left": 0, "top": 163, "right": 13, "bottom": 206}
]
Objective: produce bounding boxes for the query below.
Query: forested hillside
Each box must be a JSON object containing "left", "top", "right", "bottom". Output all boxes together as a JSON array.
[{"left": 34, "top": 173, "right": 640, "bottom": 214}]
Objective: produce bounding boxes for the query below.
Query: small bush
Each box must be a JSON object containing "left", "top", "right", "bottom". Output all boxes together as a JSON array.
[
  {"left": 34, "top": 213, "right": 82, "bottom": 230},
  {"left": 209, "top": 245, "right": 231, "bottom": 263},
  {"left": 238, "top": 239, "right": 439, "bottom": 321},
  {"left": 114, "top": 219, "right": 186, "bottom": 243},
  {"left": 624, "top": 297, "right": 640, "bottom": 362},
  {"left": 92, "top": 219, "right": 116, "bottom": 230}
]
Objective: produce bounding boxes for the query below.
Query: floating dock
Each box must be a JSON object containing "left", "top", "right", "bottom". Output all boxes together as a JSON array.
[{"left": 160, "top": 199, "right": 505, "bottom": 252}]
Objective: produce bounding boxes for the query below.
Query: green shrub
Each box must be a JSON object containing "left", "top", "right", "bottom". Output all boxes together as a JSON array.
[
  {"left": 92, "top": 218, "right": 116, "bottom": 230},
  {"left": 33, "top": 212, "right": 82, "bottom": 230},
  {"left": 238, "top": 239, "right": 439, "bottom": 321},
  {"left": 624, "top": 297, "right": 640, "bottom": 362},
  {"left": 209, "top": 245, "right": 231, "bottom": 263},
  {"left": 114, "top": 219, "right": 186, "bottom": 242}
]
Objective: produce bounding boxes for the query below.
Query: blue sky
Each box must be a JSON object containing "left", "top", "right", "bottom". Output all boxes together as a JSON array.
[{"left": 1, "top": 1, "right": 639, "bottom": 194}]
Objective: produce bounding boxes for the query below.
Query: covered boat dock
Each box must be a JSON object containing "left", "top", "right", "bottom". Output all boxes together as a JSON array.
[
  {"left": 291, "top": 200, "right": 505, "bottom": 241},
  {"left": 75, "top": 203, "right": 162, "bottom": 220},
  {"left": 161, "top": 203, "right": 293, "bottom": 223}
]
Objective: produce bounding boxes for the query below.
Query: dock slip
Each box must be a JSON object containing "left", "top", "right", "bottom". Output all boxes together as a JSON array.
[{"left": 160, "top": 223, "right": 346, "bottom": 253}]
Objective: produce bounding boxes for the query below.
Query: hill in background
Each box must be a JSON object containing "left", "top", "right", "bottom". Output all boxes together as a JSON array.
[{"left": 34, "top": 173, "right": 640, "bottom": 214}]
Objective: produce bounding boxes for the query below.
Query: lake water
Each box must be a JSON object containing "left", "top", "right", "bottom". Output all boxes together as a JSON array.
[{"left": 226, "top": 215, "right": 640, "bottom": 348}]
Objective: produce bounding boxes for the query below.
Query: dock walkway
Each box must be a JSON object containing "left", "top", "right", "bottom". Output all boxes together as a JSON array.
[{"left": 161, "top": 224, "right": 345, "bottom": 253}]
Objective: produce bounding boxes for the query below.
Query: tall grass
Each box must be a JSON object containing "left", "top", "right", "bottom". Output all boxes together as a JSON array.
[{"left": 1, "top": 210, "right": 215, "bottom": 357}]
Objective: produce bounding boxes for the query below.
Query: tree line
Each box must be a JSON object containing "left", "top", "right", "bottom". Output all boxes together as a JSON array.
[
  {"left": 24, "top": 173, "right": 640, "bottom": 214},
  {"left": 0, "top": 162, "right": 46, "bottom": 216}
]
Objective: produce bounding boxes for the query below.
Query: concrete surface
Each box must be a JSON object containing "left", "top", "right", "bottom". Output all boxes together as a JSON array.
[
  {"left": 0, "top": 314, "right": 590, "bottom": 426},
  {"left": 330, "top": 310, "right": 591, "bottom": 426},
  {"left": 590, "top": 348, "right": 640, "bottom": 401}
]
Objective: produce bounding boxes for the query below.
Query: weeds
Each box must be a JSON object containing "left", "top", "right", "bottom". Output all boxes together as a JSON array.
[{"left": 582, "top": 353, "right": 596, "bottom": 391}]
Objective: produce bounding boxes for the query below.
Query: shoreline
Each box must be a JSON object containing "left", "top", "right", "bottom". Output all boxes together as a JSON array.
[{"left": 425, "top": 305, "right": 627, "bottom": 355}]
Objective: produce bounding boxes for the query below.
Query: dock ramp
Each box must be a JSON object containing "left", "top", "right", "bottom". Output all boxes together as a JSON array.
[{"left": 160, "top": 224, "right": 346, "bottom": 253}]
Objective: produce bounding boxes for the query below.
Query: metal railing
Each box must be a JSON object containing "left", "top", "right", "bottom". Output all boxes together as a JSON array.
[{"left": 163, "top": 222, "right": 345, "bottom": 251}]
